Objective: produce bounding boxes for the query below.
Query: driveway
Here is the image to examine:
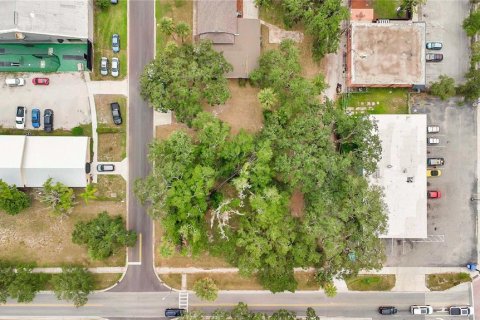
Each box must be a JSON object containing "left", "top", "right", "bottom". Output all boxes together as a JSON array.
[
  {"left": 422, "top": 0, "right": 470, "bottom": 85},
  {"left": 386, "top": 95, "right": 477, "bottom": 267},
  {"left": 0, "top": 73, "right": 90, "bottom": 130}
]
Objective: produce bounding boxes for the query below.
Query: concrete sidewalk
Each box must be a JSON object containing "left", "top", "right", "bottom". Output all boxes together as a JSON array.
[
  {"left": 96, "top": 158, "right": 128, "bottom": 181},
  {"left": 33, "top": 267, "right": 126, "bottom": 273}
]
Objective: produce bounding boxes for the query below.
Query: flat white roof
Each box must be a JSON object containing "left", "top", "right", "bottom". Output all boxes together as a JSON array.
[
  {"left": 0, "top": 135, "right": 88, "bottom": 188},
  {"left": 369, "top": 115, "right": 427, "bottom": 239},
  {"left": 0, "top": 0, "right": 89, "bottom": 39}
]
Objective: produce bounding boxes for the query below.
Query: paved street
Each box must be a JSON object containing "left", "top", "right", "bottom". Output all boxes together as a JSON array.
[
  {"left": 110, "top": 0, "right": 166, "bottom": 292},
  {"left": 0, "top": 288, "right": 472, "bottom": 319}
]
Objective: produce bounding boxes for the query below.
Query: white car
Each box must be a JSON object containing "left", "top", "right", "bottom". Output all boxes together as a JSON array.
[
  {"left": 15, "top": 106, "right": 26, "bottom": 129},
  {"left": 111, "top": 57, "right": 119, "bottom": 77},
  {"left": 428, "top": 137, "right": 440, "bottom": 145},
  {"left": 100, "top": 57, "right": 108, "bottom": 76},
  {"left": 411, "top": 305, "right": 433, "bottom": 315},
  {"left": 427, "top": 125, "right": 440, "bottom": 133},
  {"left": 5, "top": 78, "right": 25, "bottom": 86}
]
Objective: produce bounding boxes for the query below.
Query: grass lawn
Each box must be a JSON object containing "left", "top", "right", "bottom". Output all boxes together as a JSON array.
[
  {"left": 160, "top": 272, "right": 320, "bottom": 290},
  {"left": 156, "top": 0, "right": 193, "bottom": 56},
  {"left": 92, "top": 1, "right": 128, "bottom": 80},
  {"left": 92, "top": 273, "right": 122, "bottom": 290},
  {"left": 95, "top": 95, "right": 127, "bottom": 161},
  {"left": 373, "top": 0, "right": 405, "bottom": 19},
  {"left": 0, "top": 194, "right": 126, "bottom": 267},
  {"left": 0, "top": 123, "right": 92, "bottom": 137},
  {"left": 346, "top": 275, "right": 396, "bottom": 291},
  {"left": 426, "top": 273, "right": 471, "bottom": 291},
  {"left": 95, "top": 175, "right": 126, "bottom": 201},
  {"left": 345, "top": 88, "right": 409, "bottom": 114}
]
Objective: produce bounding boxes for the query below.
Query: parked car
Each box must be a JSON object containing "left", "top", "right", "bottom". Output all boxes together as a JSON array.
[
  {"left": 427, "top": 190, "right": 441, "bottom": 199},
  {"left": 378, "top": 306, "right": 397, "bottom": 315},
  {"left": 97, "top": 164, "right": 115, "bottom": 172},
  {"left": 32, "top": 77, "right": 49, "bottom": 85},
  {"left": 112, "top": 33, "right": 120, "bottom": 53},
  {"left": 426, "top": 53, "right": 443, "bottom": 62},
  {"left": 111, "top": 57, "right": 119, "bottom": 77},
  {"left": 100, "top": 57, "right": 108, "bottom": 76},
  {"left": 449, "top": 306, "right": 474, "bottom": 316},
  {"left": 5, "top": 77, "right": 25, "bottom": 86},
  {"left": 31, "top": 108, "right": 41, "bottom": 128},
  {"left": 15, "top": 106, "right": 26, "bottom": 129},
  {"left": 428, "top": 137, "right": 440, "bottom": 145},
  {"left": 427, "top": 157, "right": 445, "bottom": 166},
  {"left": 410, "top": 305, "right": 433, "bottom": 315},
  {"left": 427, "top": 125, "right": 440, "bottom": 133},
  {"left": 426, "top": 42, "right": 443, "bottom": 50},
  {"left": 111, "top": 0, "right": 118, "bottom": 3},
  {"left": 110, "top": 102, "right": 122, "bottom": 125},
  {"left": 165, "top": 308, "right": 185, "bottom": 318},
  {"left": 43, "top": 109, "right": 54, "bottom": 132},
  {"left": 427, "top": 169, "right": 442, "bottom": 177}
]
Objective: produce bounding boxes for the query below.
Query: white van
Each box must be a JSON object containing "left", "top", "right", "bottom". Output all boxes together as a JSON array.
[{"left": 5, "top": 78, "right": 25, "bottom": 87}]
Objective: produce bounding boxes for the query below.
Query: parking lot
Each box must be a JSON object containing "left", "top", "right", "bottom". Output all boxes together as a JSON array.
[
  {"left": 0, "top": 73, "right": 91, "bottom": 130},
  {"left": 386, "top": 95, "right": 477, "bottom": 267},
  {"left": 422, "top": 0, "right": 470, "bottom": 85}
]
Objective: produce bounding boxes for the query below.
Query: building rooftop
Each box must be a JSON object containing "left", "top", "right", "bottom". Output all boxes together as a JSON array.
[
  {"left": 0, "top": 0, "right": 89, "bottom": 39},
  {"left": 197, "top": 0, "right": 238, "bottom": 44},
  {"left": 349, "top": 22, "right": 426, "bottom": 87},
  {"left": 369, "top": 114, "right": 427, "bottom": 239}
]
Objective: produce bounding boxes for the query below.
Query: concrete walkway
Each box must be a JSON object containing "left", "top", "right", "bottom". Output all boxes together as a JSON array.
[
  {"left": 260, "top": 20, "right": 304, "bottom": 44},
  {"left": 156, "top": 266, "right": 477, "bottom": 292},
  {"left": 86, "top": 79, "right": 128, "bottom": 95},
  {"left": 33, "top": 267, "right": 126, "bottom": 273},
  {"left": 96, "top": 158, "right": 129, "bottom": 181}
]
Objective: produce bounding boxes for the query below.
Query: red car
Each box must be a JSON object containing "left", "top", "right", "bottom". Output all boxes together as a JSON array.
[
  {"left": 32, "top": 77, "right": 49, "bottom": 85},
  {"left": 427, "top": 191, "right": 441, "bottom": 199}
]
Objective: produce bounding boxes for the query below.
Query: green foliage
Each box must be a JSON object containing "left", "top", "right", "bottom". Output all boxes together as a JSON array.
[
  {"left": 96, "top": 0, "right": 110, "bottom": 10},
  {"left": 8, "top": 265, "right": 49, "bottom": 303},
  {"left": 72, "top": 211, "right": 137, "bottom": 260},
  {"left": 323, "top": 281, "right": 337, "bottom": 297},
  {"left": 0, "top": 264, "right": 15, "bottom": 304},
  {"left": 159, "top": 17, "right": 175, "bottom": 37},
  {"left": 175, "top": 22, "right": 191, "bottom": 43},
  {"left": 80, "top": 184, "right": 98, "bottom": 205},
  {"left": 429, "top": 75, "right": 456, "bottom": 100},
  {"left": 159, "top": 18, "right": 191, "bottom": 43},
  {"left": 140, "top": 41, "right": 232, "bottom": 124},
  {"left": 270, "top": 309, "right": 296, "bottom": 320},
  {"left": 0, "top": 180, "right": 31, "bottom": 215},
  {"left": 306, "top": 307, "right": 319, "bottom": 320},
  {"left": 192, "top": 277, "right": 219, "bottom": 301},
  {"left": 38, "top": 178, "right": 75, "bottom": 216},
  {"left": 471, "top": 41, "right": 480, "bottom": 64},
  {"left": 51, "top": 267, "right": 94, "bottom": 307},
  {"left": 460, "top": 67, "right": 480, "bottom": 100},
  {"left": 258, "top": 88, "right": 278, "bottom": 111},
  {"left": 71, "top": 126, "right": 84, "bottom": 136},
  {"left": 463, "top": 9, "right": 480, "bottom": 37},
  {"left": 400, "top": 0, "right": 426, "bottom": 13}
]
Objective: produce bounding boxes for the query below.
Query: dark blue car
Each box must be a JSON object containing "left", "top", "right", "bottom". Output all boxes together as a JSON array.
[
  {"left": 31, "top": 108, "right": 41, "bottom": 128},
  {"left": 112, "top": 34, "right": 120, "bottom": 53}
]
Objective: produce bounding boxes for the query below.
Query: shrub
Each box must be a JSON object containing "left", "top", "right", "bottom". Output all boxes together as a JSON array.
[{"left": 71, "top": 126, "right": 84, "bottom": 136}]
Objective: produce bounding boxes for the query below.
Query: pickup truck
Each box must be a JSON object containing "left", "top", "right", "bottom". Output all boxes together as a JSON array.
[{"left": 449, "top": 306, "right": 474, "bottom": 316}]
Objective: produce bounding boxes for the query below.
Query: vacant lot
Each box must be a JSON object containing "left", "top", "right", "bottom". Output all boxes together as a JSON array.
[
  {"left": 373, "top": 0, "right": 406, "bottom": 19},
  {"left": 156, "top": 0, "right": 193, "bottom": 55},
  {"left": 96, "top": 175, "right": 126, "bottom": 201},
  {"left": 204, "top": 80, "right": 264, "bottom": 134},
  {"left": 0, "top": 193, "right": 126, "bottom": 267},
  {"left": 346, "top": 88, "right": 408, "bottom": 114},
  {"left": 160, "top": 272, "right": 319, "bottom": 290},
  {"left": 95, "top": 95, "right": 127, "bottom": 161},
  {"left": 346, "top": 275, "right": 396, "bottom": 291},
  {"left": 92, "top": 2, "right": 127, "bottom": 80}
]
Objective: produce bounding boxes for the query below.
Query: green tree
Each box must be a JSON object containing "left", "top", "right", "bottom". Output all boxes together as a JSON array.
[
  {"left": 471, "top": 41, "right": 480, "bottom": 64},
  {"left": 140, "top": 41, "right": 232, "bottom": 124},
  {"left": 460, "top": 67, "right": 480, "bottom": 100},
  {"left": 270, "top": 309, "right": 296, "bottom": 320},
  {"left": 0, "top": 180, "right": 30, "bottom": 215},
  {"left": 38, "top": 178, "right": 75, "bottom": 216},
  {"left": 464, "top": 9, "right": 480, "bottom": 37},
  {"left": 175, "top": 22, "right": 191, "bottom": 43},
  {"left": 80, "top": 184, "right": 97, "bottom": 205},
  {"left": 8, "top": 265, "right": 48, "bottom": 303},
  {"left": 159, "top": 17, "right": 175, "bottom": 37},
  {"left": 305, "top": 307, "right": 319, "bottom": 320},
  {"left": 430, "top": 75, "right": 456, "bottom": 100},
  {"left": 192, "top": 277, "right": 218, "bottom": 301},
  {"left": 400, "top": 0, "right": 426, "bottom": 13},
  {"left": 96, "top": 0, "right": 110, "bottom": 10},
  {"left": 72, "top": 211, "right": 137, "bottom": 260},
  {"left": 0, "top": 264, "right": 15, "bottom": 304},
  {"left": 258, "top": 88, "right": 278, "bottom": 110},
  {"left": 322, "top": 281, "right": 337, "bottom": 297},
  {"left": 51, "top": 267, "right": 94, "bottom": 307}
]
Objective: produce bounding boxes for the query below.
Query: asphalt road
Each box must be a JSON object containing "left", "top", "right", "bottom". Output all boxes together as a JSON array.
[
  {"left": 0, "top": 289, "right": 472, "bottom": 319},
  {"left": 110, "top": 0, "right": 165, "bottom": 292}
]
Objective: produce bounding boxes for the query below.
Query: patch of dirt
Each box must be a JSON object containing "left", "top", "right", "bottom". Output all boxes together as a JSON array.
[
  {"left": 96, "top": 175, "right": 126, "bottom": 201},
  {"left": 205, "top": 80, "right": 264, "bottom": 135},
  {"left": 98, "top": 133, "right": 124, "bottom": 162},
  {"left": 0, "top": 194, "right": 126, "bottom": 267},
  {"left": 290, "top": 189, "right": 305, "bottom": 218},
  {"left": 155, "top": 123, "right": 193, "bottom": 140}
]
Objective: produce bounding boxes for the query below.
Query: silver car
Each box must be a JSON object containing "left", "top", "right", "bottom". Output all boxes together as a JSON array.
[
  {"left": 426, "top": 42, "right": 443, "bottom": 50},
  {"left": 100, "top": 57, "right": 108, "bottom": 76},
  {"left": 111, "top": 57, "right": 119, "bottom": 77}
]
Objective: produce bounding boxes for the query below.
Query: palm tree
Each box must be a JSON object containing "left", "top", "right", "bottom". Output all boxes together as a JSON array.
[{"left": 80, "top": 184, "right": 97, "bottom": 205}]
